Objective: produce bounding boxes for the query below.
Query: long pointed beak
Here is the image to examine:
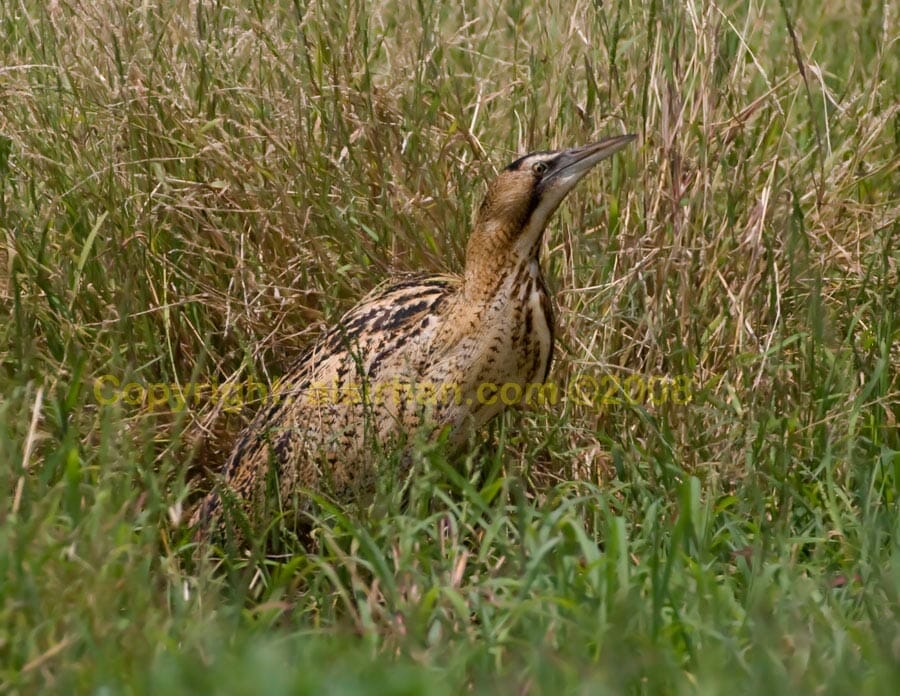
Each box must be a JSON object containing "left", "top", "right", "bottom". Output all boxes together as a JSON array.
[{"left": 542, "top": 134, "right": 636, "bottom": 191}]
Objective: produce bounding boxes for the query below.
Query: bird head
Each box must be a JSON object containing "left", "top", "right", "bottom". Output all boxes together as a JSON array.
[{"left": 465, "top": 134, "right": 636, "bottom": 295}]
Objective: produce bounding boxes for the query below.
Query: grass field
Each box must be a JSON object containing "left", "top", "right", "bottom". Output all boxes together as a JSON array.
[{"left": 1, "top": 0, "right": 898, "bottom": 693}]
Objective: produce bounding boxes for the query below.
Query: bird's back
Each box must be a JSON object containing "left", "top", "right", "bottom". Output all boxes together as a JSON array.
[{"left": 194, "top": 272, "right": 468, "bottom": 530}]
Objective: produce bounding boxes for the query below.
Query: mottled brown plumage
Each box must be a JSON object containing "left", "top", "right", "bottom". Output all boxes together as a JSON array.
[{"left": 193, "top": 135, "right": 635, "bottom": 538}]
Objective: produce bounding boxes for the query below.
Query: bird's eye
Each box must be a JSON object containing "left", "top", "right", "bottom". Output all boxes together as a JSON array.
[{"left": 532, "top": 161, "right": 549, "bottom": 176}]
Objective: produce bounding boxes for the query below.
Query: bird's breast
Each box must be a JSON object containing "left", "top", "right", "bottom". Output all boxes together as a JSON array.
[
  {"left": 456, "top": 260, "right": 555, "bottom": 388},
  {"left": 531, "top": 263, "right": 554, "bottom": 381},
  {"left": 519, "top": 259, "right": 554, "bottom": 383}
]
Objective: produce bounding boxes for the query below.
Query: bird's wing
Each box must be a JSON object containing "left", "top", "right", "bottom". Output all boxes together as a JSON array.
[{"left": 278, "top": 273, "right": 460, "bottom": 382}]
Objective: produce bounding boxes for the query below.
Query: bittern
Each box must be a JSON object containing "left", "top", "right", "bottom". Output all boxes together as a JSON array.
[{"left": 193, "top": 134, "right": 635, "bottom": 538}]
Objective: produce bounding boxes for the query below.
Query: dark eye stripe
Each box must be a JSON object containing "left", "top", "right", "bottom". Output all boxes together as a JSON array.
[
  {"left": 504, "top": 154, "right": 530, "bottom": 171},
  {"left": 504, "top": 149, "right": 556, "bottom": 172}
]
